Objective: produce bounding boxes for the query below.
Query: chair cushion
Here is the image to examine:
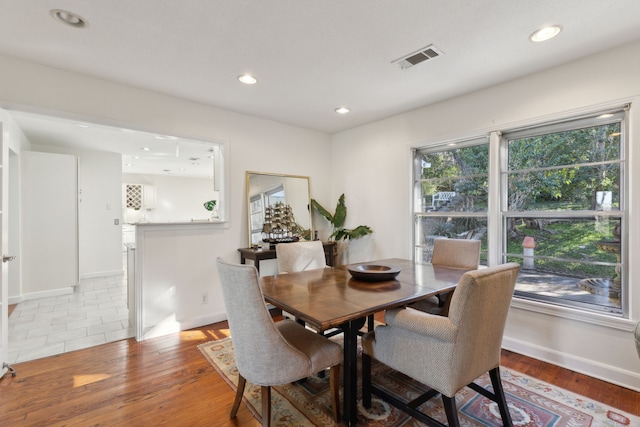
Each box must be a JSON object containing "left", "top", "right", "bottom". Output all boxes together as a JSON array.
[{"left": 276, "top": 320, "right": 343, "bottom": 373}]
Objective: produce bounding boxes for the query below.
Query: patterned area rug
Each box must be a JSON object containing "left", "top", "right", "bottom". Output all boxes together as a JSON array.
[{"left": 199, "top": 337, "right": 638, "bottom": 426}]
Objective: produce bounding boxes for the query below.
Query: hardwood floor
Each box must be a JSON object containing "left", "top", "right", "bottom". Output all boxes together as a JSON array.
[{"left": 0, "top": 317, "right": 638, "bottom": 426}]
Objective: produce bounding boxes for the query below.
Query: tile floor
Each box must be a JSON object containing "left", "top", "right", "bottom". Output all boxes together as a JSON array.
[{"left": 7, "top": 271, "right": 133, "bottom": 364}]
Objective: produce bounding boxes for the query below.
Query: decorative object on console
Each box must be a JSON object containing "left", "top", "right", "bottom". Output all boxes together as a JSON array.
[{"left": 261, "top": 201, "right": 301, "bottom": 245}]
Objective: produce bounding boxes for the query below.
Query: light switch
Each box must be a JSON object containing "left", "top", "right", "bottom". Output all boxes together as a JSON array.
[{"left": 114, "top": 219, "right": 120, "bottom": 225}]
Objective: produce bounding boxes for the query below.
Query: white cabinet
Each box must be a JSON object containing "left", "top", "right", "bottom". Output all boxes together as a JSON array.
[{"left": 142, "top": 185, "right": 156, "bottom": 209}]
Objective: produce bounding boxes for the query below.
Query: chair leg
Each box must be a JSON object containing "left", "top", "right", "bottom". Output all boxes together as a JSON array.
[
  {"left": 442, "top": 395, "right": 460, "bottom": 427},
  {"left": 329, "top": 364, "right": 341, "bottom": 422},
  {"left": 362, "top": 353, "right": 372, "bottom": 408},
  {"left": 489, "top": 367, "right": 513, "bottom": 427},
  {"left": 230, "top": 374, "right": 246, "bottom": 418},
  {"left": 261, "top": 385, "right": 271, "bottom": 427}
]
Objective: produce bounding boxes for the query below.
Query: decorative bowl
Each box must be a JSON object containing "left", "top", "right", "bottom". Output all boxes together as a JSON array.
[{"left": 347, "top": 264, "right": 401, "bottom": 282}]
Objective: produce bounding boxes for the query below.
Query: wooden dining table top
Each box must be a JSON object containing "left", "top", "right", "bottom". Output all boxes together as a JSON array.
[{"left": 260, "top": 258, "right": 468, "bottom": 331}]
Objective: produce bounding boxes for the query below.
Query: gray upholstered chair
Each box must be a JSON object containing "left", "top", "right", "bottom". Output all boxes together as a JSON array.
[
  {"left": 412, "top": 238, "right": 481, "bottom": 314},
  {"left": 277, "top": 240, "right": 375, "bottom": 334},
  {"left": 275, "top": 241, "right": 327, "bottom": 324},
  {"left": 362, "top": 262, "right": 520, "bottom": 427},
  {"left": 275, "top": 240, "right": 326, "bottom": 273},
  {"left": 635, "top": 322, "right": 640, "bottom": 359},
  {"left": 216, "top": 258, "right": 342, "bottom": 426}
]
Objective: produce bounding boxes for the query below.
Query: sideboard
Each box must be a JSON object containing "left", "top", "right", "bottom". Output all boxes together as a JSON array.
[{"left": 238, "top": 241, "right": 337, "bottom": 272}]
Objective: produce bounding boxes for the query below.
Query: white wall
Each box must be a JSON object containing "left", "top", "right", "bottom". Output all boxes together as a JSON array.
[
  {"left": 0, "top": 53, "right": 332, "bottom": 335},
  {"left": 122, "top": 173, "right": 215, "bottom": 223},
  {"left": 330, "top": 39, "right": 640, "bottom": 390}
]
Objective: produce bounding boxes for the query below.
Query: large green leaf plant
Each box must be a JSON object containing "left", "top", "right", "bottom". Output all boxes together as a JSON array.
[{"left": 311, "top": 194, "right": 372, "bottom": 241}]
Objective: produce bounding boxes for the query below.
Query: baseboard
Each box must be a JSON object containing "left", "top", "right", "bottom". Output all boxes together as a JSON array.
[
  {"left": 139, "top": 311, "right": 227, "bottom": 341},
  {"left": 80, "top": 270, "right": 124, "bottom": 280},
  {"left": 503, "top": 336, "right": 640, "bottom": 392},
  {"left": 18, "top": 287, "right": 74, "bottom": 301},
  {"left": 179, "top": 312, "right": 228, "bottom": 331},
  {"left": 8, "top": 295, "right": 24, "bottom": 305}
]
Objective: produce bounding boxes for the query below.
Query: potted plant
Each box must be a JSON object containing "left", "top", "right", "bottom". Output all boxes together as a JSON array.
[
  {"left": 204, "top": 199, "right": 218, "bottom": 220},
  {"left": 311, "top": 194, "right": 373, "bottom": 264}
]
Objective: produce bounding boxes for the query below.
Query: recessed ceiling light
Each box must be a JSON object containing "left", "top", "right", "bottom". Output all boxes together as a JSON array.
[
  {"left": 335, "top": 107, "right": 350, "bottom": 114},
  {"left": 50, "top": 9, "right": 87, "bottom": 28},
  {"left": 238, "top": 74, "right": 258, "bottom": 85},
  {"left": 141, "top": 147, "right": 151, "bottom": 151},
  {"left": 75, "top": 123, "right": 89, "bottom": 128},
  {"left": 529, "top": 25, "right": 562, "bottom": 43}
]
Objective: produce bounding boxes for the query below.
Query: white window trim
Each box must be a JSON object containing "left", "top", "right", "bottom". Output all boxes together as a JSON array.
[{"left": 412, "top": 105, "right": 630, "bottom": 320}]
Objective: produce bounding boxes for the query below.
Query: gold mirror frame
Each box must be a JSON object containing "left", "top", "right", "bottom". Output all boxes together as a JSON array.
[{"left": 246, "top": 171, "right": 313, "bottom": 247}]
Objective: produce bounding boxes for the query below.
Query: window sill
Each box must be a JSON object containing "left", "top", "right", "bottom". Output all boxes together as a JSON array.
[{"left": 511, "top": 297, "right": 636, "bottom": 332}]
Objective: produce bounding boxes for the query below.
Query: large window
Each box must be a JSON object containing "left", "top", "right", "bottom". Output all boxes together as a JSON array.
[
  {"left": 413, "top": 107, "right": 628, "bottom": 316},
  {"left": 503, "top": 110, "right": 625, "bottom": 315},
  {"left": 413, "top": 137, "right": 489, "bottom": 263}
]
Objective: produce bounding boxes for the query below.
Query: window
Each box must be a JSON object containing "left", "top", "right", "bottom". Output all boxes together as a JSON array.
[
  {"left": 412, "top": 106, "right": 628, "bottom": 317},
  {"left": 413, "top": 137, "right": 489, "bottom": 263},
  {"left": 249, "top": 185, "right": 285, "bottom": 245},
  {"left": 503, "top": 109, "right": 626, "bottom": 315}
]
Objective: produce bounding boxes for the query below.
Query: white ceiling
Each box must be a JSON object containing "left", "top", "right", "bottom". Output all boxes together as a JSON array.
[{"left": 2, "top": 1, "right": 640, "bottom": 164}]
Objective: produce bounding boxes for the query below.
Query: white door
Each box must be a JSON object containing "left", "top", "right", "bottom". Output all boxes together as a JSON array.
[
  {"left": 0, "top": 122, "right": 16, "bottom": 378},
  {"left": 21, "top": 151, "right": 78, "bottom": 296}
]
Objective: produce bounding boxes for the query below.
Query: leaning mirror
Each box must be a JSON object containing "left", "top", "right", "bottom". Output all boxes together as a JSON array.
[{"left": 246, "top": 171, "right": 312, "bottom": 247}]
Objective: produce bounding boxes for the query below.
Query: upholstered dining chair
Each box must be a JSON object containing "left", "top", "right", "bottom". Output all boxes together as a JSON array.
[
  {"left": 412, "top": 238, "right": 481, "bottom": 315},
  {"left": 215, "top": 258, "right": 342, "bottom": 426},
  {"left": 635, "top": 321, "right": 640, "bottom": 359},
  {"left": 277, "top": 240, "right": 375, "bottom": 335},
  {"left": 275, "top": 240, "right": 327, "bottom": 273},
  {"left": 362, "top": 262, "right": 521, "bottom": 427}
]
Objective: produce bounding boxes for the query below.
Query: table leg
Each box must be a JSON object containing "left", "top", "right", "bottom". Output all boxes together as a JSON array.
[{"left": 341, "top": 317, "right": 366, "bottom": 426}]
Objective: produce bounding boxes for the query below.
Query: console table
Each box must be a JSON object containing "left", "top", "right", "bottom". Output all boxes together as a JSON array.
[{"left": 238, "top": 241, "right": 337, "bottom": 272}]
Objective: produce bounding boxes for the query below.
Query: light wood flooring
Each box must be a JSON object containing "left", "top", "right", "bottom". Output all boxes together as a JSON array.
[{"left": 0, "top": 314, "right": 638, "bottom": 426}]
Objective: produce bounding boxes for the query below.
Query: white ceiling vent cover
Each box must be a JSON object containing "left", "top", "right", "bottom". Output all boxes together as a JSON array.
[{"left": 392, "top": 45, "right": 443, "bottom": 70}]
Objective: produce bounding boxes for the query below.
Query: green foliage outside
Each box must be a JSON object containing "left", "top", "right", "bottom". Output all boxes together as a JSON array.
[
  {"left": 418, "top": 122, "right": 622, "bottom": 280},
  {"left": 506, "top": 219, "right": 617, "bottom": 278}
]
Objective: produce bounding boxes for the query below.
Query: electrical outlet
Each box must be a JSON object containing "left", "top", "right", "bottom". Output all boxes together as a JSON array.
[{"left": 201, "top": 293, "right": 208, "bottom": 304}]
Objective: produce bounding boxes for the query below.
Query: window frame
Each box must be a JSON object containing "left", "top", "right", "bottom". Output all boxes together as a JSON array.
[
  {"left": 500, "top": 108, "right": 627, "bottom": 316},
  {"left": 412, "top": 136, "right": 490, "bottom": 263},
  {"left": 412, "top": 105, "right": 629, "bottom": 318}
]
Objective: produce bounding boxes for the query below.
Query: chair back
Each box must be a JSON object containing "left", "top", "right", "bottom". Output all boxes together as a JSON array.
[
  {"left": 215, "top": 258, "right": 312, "bottom": 385},
  {"left": 634, "top": 322, "right": 640, "bottom": 359},
  {"left": 447, "top": 262, "right": 520, "bottom": 386},
  {"left": 431, "top": 239, "right": 480, "bottom": 270},
  {"left": 276, "top": 241, "right": 326, "bottom": 273}
]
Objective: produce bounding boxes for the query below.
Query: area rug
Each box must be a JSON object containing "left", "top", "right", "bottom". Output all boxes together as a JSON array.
[{"left": 198, "top": 337, "right": 638, "bottom": 426}]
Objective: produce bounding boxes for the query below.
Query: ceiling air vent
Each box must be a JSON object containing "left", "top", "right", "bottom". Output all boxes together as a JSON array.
[{"left": 392, "top": 44, "right": 443, "bottom": 70}]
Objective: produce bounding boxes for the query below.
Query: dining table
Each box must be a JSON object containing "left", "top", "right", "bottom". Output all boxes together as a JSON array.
[{"left": 260, "top": 257, "right": 469, "bottom": 425}]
